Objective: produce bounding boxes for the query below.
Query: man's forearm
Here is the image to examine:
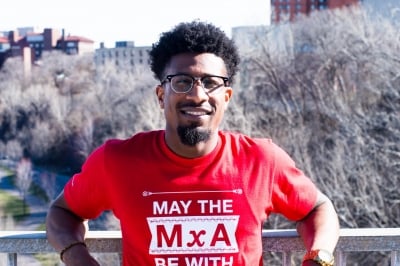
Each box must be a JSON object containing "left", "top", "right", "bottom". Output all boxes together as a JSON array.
[
  {"left": 296, "top": 193, "right": 340, "bottom": 252},
  {"left": 45, "top": 205, "right": 87, "bottom": 252},
  {"left": 46, "top": 204, "right": 101, "bottom": 265}
]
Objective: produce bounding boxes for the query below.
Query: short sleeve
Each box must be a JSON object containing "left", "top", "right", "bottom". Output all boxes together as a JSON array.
[
  {"left": 270, "top": 143, "right": 318, "bottom": 221},
  {"left": 64, "top": 144, "right": 111, "bottom": 219}
]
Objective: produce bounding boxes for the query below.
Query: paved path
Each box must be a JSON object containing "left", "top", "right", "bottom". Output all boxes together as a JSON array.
[
  {"left": 0, "top": 168, "right": 47, "bottom": 230},
  {"left": 0, "top": 163, "right": 69, "bottom": 229},
  {"left": 0, "top": 167, "right": 52, "bottom": 265}
]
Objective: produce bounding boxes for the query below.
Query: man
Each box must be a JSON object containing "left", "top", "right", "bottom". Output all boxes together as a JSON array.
[{"left": 46, "top": 21, "right": 339, "bottom": 266}]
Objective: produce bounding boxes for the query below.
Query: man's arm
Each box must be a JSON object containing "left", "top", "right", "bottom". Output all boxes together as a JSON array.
[
  {"left": 297, "top": 190, "right": 340, "bottom": 266},
  {"left": 45, "top": 191, "right": 100, "bottom": 265}
]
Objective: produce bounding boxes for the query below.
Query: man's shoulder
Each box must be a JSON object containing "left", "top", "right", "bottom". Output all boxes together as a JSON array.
[
  {"left": 218, "top": 131, "right": 285, "bottom": 165},
  {"left": 105, "top": 130, "right": 162, "bottom": 145},
  {"left": 219, "top": 131, "right": 273, "bottom": 147},
  {"left": 102, "top": 130, "right": 163, "bottom": 155}
]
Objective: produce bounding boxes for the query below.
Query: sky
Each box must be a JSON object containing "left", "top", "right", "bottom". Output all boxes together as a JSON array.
[{"left": 2, "top": 0, "right": 271, "bottom": 48}]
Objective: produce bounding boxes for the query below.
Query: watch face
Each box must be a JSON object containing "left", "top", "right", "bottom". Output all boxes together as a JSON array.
[{"left": 318, "top": 249, "right": 333, "bottom": 261}]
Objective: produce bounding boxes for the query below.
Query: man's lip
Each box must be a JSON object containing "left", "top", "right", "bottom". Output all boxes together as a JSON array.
[{"left": 179, "top": 106, "right": 213, "bottom": 115}]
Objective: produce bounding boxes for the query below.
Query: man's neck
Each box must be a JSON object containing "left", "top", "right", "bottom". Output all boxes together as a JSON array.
[{"left": 164, "top": 131, "right": 219, "bottom": 158}]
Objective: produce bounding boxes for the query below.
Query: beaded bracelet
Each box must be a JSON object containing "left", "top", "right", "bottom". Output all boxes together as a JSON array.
[{"left": 60, "top": 241, "right": 87, "bottom": 262}]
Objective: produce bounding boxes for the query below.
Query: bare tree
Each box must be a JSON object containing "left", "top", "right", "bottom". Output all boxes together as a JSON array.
[
  {"left": 40, "top": 171, "right": 57, "bottom": 204},
  {"left": 229, "top": 6, "right": 400, "bottom": 265},
  {"left": 0, "top": 5, "right": 399, "bottom": 264},
  {"left": 15, "top": 156, "right": 33, "bottom": 215}
]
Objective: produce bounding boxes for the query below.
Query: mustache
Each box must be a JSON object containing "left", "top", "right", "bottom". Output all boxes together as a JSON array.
[{"left": 176, "top": 101, "right": 214, "bottom": 109}]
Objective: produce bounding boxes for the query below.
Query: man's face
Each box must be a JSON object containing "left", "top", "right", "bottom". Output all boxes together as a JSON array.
[{"left": 156, "top": 53, "right": 232, "bottom": 148}]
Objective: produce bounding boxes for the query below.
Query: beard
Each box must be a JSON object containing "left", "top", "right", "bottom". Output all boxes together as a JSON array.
[{"left": 177, "top": 124, "right": 211, "bottom": 146}]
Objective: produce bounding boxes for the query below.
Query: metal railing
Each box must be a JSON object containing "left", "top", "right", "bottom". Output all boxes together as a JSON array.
[
  {"left": 262, "top": 228, "right": 400, "bottom": 265},
  {"left": 0, "top": 228, "right": 399, "bottom": 265}
]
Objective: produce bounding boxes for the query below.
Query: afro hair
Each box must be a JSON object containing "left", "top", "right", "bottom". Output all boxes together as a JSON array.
[{"left": 149, "top": 21, "right": 240, "bottom": 83}]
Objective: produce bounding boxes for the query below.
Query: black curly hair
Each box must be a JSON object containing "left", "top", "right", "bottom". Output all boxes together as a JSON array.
[{"left": 149, "top": 21, "right": 240, "bottom": 83}]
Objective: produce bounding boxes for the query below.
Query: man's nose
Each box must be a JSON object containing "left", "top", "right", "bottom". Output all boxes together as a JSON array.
[{"left": 187, "top": 79, "right": 208, "bottom": 99}]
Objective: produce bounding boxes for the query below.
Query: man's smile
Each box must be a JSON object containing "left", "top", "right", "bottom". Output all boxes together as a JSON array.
[{"left": 180, "top": 107, "right": 213, "bottom": 116}]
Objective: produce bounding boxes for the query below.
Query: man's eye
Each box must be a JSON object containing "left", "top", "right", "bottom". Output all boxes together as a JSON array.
[
  {"left": 175, "top": 78, "right": 192, "bottom": 85},
  {"left": 202, "top": 77, "right": 220, "bottom": 88}
]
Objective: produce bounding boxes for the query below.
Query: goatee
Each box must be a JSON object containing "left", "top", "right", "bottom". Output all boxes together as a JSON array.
[{"left": 177, "top": 124, "right": 211, "bottom": 146}]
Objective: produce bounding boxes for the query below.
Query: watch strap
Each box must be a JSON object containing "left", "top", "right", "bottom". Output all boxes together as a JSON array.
[{"left": 303, "top": 249, "right": 334, "bottom": 266}]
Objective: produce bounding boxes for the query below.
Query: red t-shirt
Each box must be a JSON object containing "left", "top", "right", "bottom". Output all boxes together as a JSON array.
[{"left": 64, "top": 130, "right": 317, "bottom": 265}]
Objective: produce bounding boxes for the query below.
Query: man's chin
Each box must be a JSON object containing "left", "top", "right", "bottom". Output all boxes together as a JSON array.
[{"left": 177, "top": 125, "right": 211, "bottom": 146}]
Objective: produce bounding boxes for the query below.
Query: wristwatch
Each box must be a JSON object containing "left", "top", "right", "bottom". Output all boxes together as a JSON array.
[{"left": 303, "top": 249, "right": 334, "bottom": 266}]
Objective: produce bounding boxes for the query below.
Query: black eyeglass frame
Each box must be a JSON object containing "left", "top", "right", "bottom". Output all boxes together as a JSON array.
[{"left": 161, "top": 74, "right": 230, "bottom": 94}]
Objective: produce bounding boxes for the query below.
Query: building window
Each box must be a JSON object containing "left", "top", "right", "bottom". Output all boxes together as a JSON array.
[
  {"left": 280, "top": 4, "right": 290, "bottom": 12},
  {"left": 66, "top": 42, "right": 76, "bottom": 48},
  {"left": 318, "top": 0, "right": 328, "bottom": 9}
]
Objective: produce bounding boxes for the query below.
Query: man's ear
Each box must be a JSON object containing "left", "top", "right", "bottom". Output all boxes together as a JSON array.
[
  {"left": 224, "top": 86, "right": 233, "bottom": 110},
  {"left": 156, "top": 85, "right": 165, "bottom": 109}
]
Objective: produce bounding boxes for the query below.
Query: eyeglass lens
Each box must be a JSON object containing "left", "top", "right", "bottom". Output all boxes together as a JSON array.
[{"left": 170, "top": 75, "right": 225, "bottom": 93}]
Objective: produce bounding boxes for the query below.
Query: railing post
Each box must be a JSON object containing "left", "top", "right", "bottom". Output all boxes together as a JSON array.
[
  {"left": 7, "top": 253, "right": 16, "bottom": 266},
  {"left": 391, "top": 251, "right": 399, "bottom": 266},
  {"left": 335, "top": 251, "right": 347, "bottom": 266},
  {"left": 282, "top": 251, "right": 292, "bottom": 266}
]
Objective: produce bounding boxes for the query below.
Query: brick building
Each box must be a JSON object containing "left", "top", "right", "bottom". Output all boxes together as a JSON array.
[
  {"left": 0, "top": 27, "right": 94, "bottom": 68},
  {"left": 272, "top": 0, "right": 362, "bottom": 22},
  {"left": 0, "top": 36, "right": 10, "bottom": 67}
]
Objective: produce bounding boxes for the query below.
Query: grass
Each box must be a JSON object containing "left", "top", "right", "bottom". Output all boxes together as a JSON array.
[
  {"left": 0, "top": 190, "right": 30, "bottom": 222},
  {"left": 34, "top": 253, "right": 60, "bottom": 266},
  {"left": 0, "top": 167, "right": 13, "bottom": 176}
]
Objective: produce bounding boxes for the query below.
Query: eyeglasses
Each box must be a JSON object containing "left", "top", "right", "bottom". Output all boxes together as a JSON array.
[{"left": 162, "top": 74, "right": 230, "bottom": 94}]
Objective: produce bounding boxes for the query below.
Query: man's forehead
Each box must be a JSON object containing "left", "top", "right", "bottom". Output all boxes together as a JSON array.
[{"left": 164, "top": 53, "right": 227, "bottom": 75}]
